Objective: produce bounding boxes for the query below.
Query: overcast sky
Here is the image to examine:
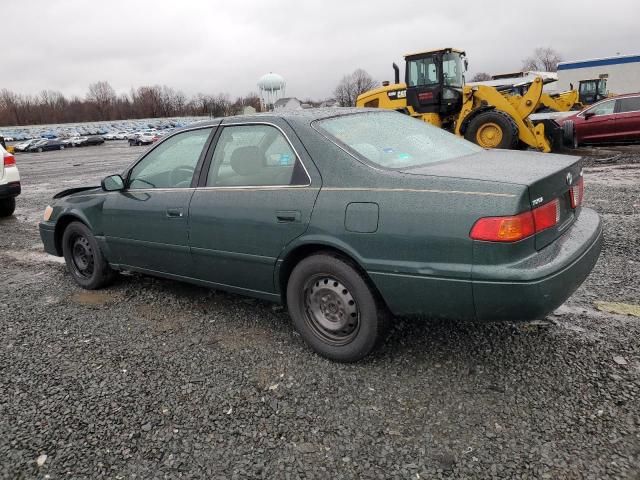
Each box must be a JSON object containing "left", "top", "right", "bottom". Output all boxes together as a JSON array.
[{"left": 5, "top": 0, "right": 639, "bottom": 100}]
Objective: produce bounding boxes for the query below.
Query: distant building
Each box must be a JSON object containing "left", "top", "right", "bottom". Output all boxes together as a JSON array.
[
  {"left": 242, "top": 105, "right": 256, "bottom": 115},
  {"left": 556, "top": 54, "right": 640, "bottom": 95},
  {"left": 273, "top": 97, "right": 302, "bottom": 111}
]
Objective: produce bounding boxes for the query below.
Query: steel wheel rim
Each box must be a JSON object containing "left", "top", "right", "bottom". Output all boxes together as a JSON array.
[
  {"left": 70, "top": 234, "right": 94, "bottom": 279},
  {"left": 476, "top": 122, "right": 503, "bottom": 148},
  {"left": 303, "top": 275, "right": 360, "bottom": 346}
]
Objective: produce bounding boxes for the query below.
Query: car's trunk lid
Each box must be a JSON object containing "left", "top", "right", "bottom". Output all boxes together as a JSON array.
[{"left": 401, "top": 149, "right": 584, "bottom": 250}]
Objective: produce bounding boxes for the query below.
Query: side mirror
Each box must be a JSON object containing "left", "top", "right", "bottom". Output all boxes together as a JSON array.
[
  {"left": 101, "top": 174, "right": 125, "bottom": 191},
  {"left": 583, "top": 111, "right": 595, "bottom": 120}
]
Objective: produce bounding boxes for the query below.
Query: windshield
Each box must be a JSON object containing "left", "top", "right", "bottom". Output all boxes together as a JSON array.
[{"left": 315, "top": 111, "right": 482, "bottom": 169}]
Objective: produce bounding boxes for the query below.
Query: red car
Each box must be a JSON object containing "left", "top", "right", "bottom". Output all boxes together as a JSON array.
[{"left": 562, "top": 93, "right": 640, "bottom": 147}]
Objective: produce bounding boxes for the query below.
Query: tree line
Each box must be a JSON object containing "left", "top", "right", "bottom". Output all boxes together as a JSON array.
[{"left": 0, "top": 81, "right": 262, "bottom": 127}]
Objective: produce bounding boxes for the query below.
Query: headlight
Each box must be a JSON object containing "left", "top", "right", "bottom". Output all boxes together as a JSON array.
[{"left": 43, "top": 205, "right": 53, "bottom": 221}]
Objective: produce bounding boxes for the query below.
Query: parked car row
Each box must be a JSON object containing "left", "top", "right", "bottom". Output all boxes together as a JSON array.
[
  {"left": 14, "top": 136, "right": 105, "bottom": 152},
  {"left": 0, "top": 117, "right": 203, "bottom": 143}
]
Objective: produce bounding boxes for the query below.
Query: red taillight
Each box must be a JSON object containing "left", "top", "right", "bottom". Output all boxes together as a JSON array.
[
  {"left": 470, "top": 211, "right": 535, "bottom": 242},
  {"left": 570, "top": 176, "right": 584, "bottom": 208},
  {"left": 532, "top": 198, "right": 560, "bottom": 232},
  {"left": 3, "top": 152, "right": 15, "bottom": 167},
  {"left": 470, "top": 198, "right": 560, "bottom": 242}
]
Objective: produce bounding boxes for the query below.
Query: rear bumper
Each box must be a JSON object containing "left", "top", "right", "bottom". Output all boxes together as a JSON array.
[
  {"left": 473, "top": 208, "right": 602, "bottom": 321},
  {"left": 0, "top": 181, "right": 21, "bottom": 199},
  {"left": 39, "top": 222, "right": 60, "bottom": 256}
]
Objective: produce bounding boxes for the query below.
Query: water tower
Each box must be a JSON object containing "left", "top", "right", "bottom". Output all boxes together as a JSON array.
[{"left": 258, "top": 73, "right": 286, "bottom": 111}]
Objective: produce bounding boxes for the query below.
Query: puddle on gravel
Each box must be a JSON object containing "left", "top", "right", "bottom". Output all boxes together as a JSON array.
[{"left": 70, "top": 290, "right": 120, "bottom": 306}]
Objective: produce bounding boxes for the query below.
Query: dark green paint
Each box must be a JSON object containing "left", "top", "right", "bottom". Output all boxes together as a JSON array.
[{"left": 40, "top": 109, "right": 603, "bottom": 322}]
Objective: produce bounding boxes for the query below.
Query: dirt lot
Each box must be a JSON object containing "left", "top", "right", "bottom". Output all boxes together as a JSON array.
[{"left": 1, "top": 142, "right": 639, "bottom": 479}]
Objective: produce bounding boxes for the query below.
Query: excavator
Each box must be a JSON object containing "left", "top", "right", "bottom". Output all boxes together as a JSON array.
[{"left": 356, "top": 48, "right": 564, "bottom": 152}]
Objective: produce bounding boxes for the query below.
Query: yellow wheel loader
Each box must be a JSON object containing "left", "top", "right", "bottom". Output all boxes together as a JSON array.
[{"left": 356, "top": 48, "right": 563, "bottom": 152}]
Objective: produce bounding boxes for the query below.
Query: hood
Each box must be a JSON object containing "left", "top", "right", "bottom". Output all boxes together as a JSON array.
[{"left": 53, "top": 186, "right": 101, "bottom": 199}]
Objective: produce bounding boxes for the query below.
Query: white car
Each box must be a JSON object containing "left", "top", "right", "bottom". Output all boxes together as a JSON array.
[
  {"left": 0, "top": 142, "right": 20, "bottom": 217},
  {"left": 14, "top": 138, "right": 40, "bottom": 152}
]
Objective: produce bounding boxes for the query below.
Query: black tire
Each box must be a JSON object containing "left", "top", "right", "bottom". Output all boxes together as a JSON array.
[
  {"left": 563, "top": 120, "right": 576, "bottom": 148},
  {"left": 286, "top": 253, "right": 387, "bottom": 362},
  {"left": 464, "top": 110, "right": 519, "bottom": 149},
  {"left": 62, "top": 221, "right": 116, "bottom": 289},
  {"left": 37, "top": 147, "right": 43, "bottom": 153},
  {"left": 0, "top": 198, "right": 16, "bottom": 217},
  {"left": 59, "top": 145, "right": 65, "bottom": 150}
]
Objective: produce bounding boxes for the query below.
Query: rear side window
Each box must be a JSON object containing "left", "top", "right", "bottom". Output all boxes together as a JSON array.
[
  {"left": 206, "top": 124, "right": 309, "bottom": 187},
  {"left": 617, "top": 96, "right": 640, "bottom": 113}
]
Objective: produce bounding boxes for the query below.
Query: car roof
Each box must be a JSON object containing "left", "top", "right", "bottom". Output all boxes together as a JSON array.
[{"left": 186, "top": 107, "right": 379, "bottom": 129}]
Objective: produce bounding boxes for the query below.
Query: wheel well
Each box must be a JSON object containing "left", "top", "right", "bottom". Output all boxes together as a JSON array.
[
  {"left": 54, "top": 215, "right": 86, "bottom": 255},
  {"left": 278, "top": 244, "right": 389, "bottom": 311}
]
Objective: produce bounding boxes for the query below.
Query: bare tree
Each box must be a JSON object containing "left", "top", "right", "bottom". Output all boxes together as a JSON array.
[
  {"left": 522, "top": 47, "right": 563, "bottom": 72},
  {"left": 334, "top": 69, "right": 378, "bottom": 107},
  {"left": 87, "top": 81, "right": 116, "bottom": 119},
  {"left": 471, "top": 72, "right": 492, "bottom": 82}
]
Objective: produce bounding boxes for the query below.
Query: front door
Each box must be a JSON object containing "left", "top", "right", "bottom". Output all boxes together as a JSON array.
[
  {"left": 578, "top": 99, "right": 617, "bottom": 143},
  {"left": 103, "top": 127, "right": 214, "bottom": 277},
  {"left": 189, "top": 121, "right": 320, "bottom": 295}
]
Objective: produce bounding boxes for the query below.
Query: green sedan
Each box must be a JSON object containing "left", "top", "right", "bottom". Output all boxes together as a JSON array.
[{"left": 39, "top": 109, "right": 602, "bottom": 362}]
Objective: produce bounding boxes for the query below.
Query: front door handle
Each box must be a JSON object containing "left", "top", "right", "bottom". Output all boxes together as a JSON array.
[
  {"left": 166, "top": 207, "right": 184, "bottom": 218},
  {"left": 276, "top": 210, "right": 301, "bottom": 223}
]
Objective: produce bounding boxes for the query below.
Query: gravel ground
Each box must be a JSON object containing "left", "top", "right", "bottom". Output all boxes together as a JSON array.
[{"left": 1, "top": 142, "right": 639, "bottom": 479}]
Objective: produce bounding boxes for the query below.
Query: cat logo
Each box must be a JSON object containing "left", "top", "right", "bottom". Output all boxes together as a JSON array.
[{"left": 387, "top": 89, "right": 407, "bottom": 100}]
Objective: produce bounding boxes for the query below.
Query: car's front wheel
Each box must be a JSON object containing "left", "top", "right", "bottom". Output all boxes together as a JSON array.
[
  {"left": 0, "top": 198, "right": 16, "bottom": 217},
  {"left": 62, "top": 221, "right": 116, "bottom": 289},
  {"left": 287, "top": 253, "right": 387, "bottom": 362}
]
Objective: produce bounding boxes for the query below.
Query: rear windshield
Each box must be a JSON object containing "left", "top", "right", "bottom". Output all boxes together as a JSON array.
[{"left": 315, "top": 111, "right": 482, "bottom": 169}]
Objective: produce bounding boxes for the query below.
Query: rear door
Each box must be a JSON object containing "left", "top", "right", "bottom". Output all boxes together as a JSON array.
[
  {"left": 614, "top": 96, "right": 640, "bottom": 141},
  {"left": 102, "top": 126, "right": 215, "bottom": 277},
  {"left": 189, "top": 120, "right": 321, "bottom": 294},
  {"left": 577, "top": 99, "right": 617, "bottom": 143}
]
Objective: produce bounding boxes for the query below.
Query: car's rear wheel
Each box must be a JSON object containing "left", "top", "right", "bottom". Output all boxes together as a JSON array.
[
  {"left": 62, "top": 221, "right": 116, "bottom": 289},
  {"left": 0, "top": 198, "right": 16, "bottom": 217},
  {"left": 37, "top": 147, "right": 43, "bottom": 153},
  {"left": 286, "top": 253, "right": 387, "bottom": 362}
]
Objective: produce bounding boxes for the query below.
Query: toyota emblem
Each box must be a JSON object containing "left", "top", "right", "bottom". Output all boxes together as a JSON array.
[{"left": 566, "top": 172, "right": 573, "bottom": 185}]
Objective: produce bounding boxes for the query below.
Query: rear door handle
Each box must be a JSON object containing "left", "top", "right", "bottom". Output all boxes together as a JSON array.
[
  {"left": 166, "top": 207, "right": 184, "bottom": 218},
  {"left": 276, "top": 210, "right": 301, "bottom": 223}
]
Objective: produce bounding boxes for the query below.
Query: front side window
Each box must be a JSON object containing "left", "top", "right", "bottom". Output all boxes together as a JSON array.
[
  {"left": 584, "top": 100, "right": 615, "bottom": 117},
  {"left": 617, "top": 96, "right": 640, "bottom": 113},
  {"left": 206, "top": 124, "right": 308, "bottom": 187},
  {"left": 128, "top": 128, "right": 211, "bottom": 189},
  {"left": 316, "top": 111, "right": 483, "bottom": 169},
  {"left": 407, "top": 56, "right": 439, "bottom": 87}
]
